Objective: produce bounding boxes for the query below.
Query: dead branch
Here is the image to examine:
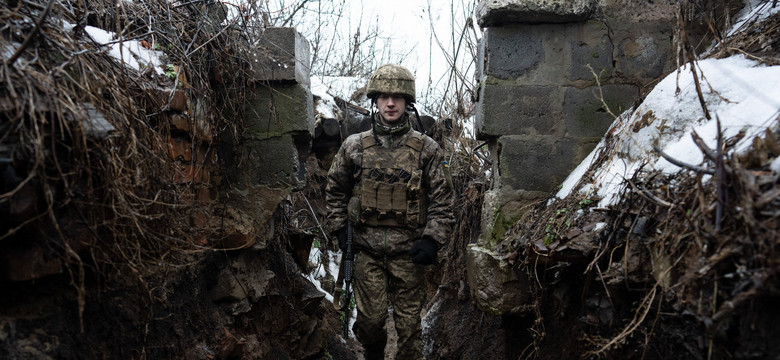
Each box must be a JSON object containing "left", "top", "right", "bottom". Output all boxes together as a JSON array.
[
  {"left": 715, "top": 116, "right": 726, "bottom": 231},
  {"left": 653, "top": 145, "right": 716, "bottom": 175},
  {"left": 627, "top": 178, "right": 674, "bottom": 207},
  {"left": 677, "top": 4, "right": 711, "bottom": 120}
]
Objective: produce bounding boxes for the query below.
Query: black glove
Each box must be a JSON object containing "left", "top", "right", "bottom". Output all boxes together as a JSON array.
[
  {"left": 409, "top": 237, "right": 438, "bottom": 265},
  {"left": 335, "top": 227, "right": 348, "bottom": 251}
]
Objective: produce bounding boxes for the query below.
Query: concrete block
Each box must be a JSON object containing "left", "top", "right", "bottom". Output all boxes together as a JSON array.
[
  {"left": 481, "top": 24, "right": 591, "bottom": 86},
  {"left": 477, "top": 0, "right": 597, "bottom": 26},
  {"left": 496, "top": 135, "right": 577, "bottom": 192},
  {"left": 248, "top": 135, "right": 305, "bottom": 188},
  {"left": 564, "top": 84, "right": 638, "bottom": 137},
  {"left": 479, "top": 186, "right": 547, "bottom": 247},
  {"left": 615, "top": 30, "right": 673, "bottom": 81},
  {"left": 480, "top": 26, "right": 544, "bottom": 80},
  {"left": 466, "top": 244, "right": 532, "bottom": 315},
  {"left": 476, "top": 82, "right": 563, "bottom": 139},
  {"left": 245, "top": 83, "right": 314, "bottom": 137},
  {"left": 250, "top": 28, "right": 311, "bottom": 86},
  {"left": 566, "top": 21, "right": 614, "bottom": 83}
]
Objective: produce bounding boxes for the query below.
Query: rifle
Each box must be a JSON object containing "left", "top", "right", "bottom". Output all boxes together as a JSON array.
[{"left": 339, "top": 221, "right": 355, "bottom": 338}]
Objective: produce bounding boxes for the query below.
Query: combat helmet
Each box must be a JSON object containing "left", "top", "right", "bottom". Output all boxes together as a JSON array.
[{"left": 366, "top": 64, "right": 416, "bottom": 103}]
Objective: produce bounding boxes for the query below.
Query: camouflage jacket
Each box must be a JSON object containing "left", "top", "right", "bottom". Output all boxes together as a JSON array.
[{"left": 325, "top": 114, "right": 454, "bottom": 257}]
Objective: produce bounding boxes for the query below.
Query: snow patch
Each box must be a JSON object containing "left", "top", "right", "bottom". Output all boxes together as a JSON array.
[
  {"left": 83, "top": 26, "right": 165, "bottom": 75},
  {"left": 311, "top": 76, "right": 365, "bottom": 119},
  {"left": 305, "top": 245, "right": 357, "bottom": 338},
  {"left": 557, "top": 54, "right": 780, "bottom": 208}
]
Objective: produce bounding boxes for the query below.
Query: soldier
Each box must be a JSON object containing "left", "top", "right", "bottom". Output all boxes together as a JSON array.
[{"left": 325, "top": 64, "right": 454, "bottom": 360}]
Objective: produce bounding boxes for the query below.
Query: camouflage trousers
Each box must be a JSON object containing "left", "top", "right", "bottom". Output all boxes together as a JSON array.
[{"left": 353, "top": 252, "right": 425, "bottom": 360}]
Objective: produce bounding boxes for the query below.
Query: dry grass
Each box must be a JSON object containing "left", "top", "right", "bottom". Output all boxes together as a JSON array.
[{"left": 0, "top": 0, "right": 276, "bottom": 296}]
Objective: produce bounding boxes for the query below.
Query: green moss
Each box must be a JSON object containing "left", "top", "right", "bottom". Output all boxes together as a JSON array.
[
  {"left": 485, "top": 207, "right": 522, "bottom": 248},
  {"left": 484, "top": 306, "right": 503, "bottom": 316},
  {"left": 598, "top": 67, "right": 611, "bottom": 81}
]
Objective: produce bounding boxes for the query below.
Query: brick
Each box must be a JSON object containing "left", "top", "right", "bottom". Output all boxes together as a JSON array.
[
  {"left": 477, "top": 0, "right": 597, "bottom": 27},
  {"left": 193, "top": 233, "right": 209, "bottom": 246},
  {"left": 244, "top": 83, "right": 314, "bottom": 137},
  {"left": 170, "top": 114, "right": 191, "bottom": 132},
  {"left": 197, "top": 186, "right": 212, "bottom": 205},
  {"left": 168, "top": 136, "right": 192, "bottom": 162},
  {"left": 0, "top": 243, "right": 63, "bottom": 282},
  {"left": 250, "top": 27, "right": 311, "bottom": 85},
  {"left": 193, "top": 145, "right": 218, "bottom": 165},
  {"left": 475, "top": 82, "right": 564, "bottom": 139},
  {"left": 191, "top": 210, "right": 208, "bottom": 228},
  {"left": 218, "top": 233, "right": 255, "bottom": 249},
  {"left": 564, "top": 84, "right": 638, "bottom": 137},
  {"left": 168, "top": 89, "right": 188, "bottom": 112},
  {"left": 0, "top": 233, "right": 85, "bottom": 282},
  {"left": 10, "top": 182, "right": 37, "bottom": 220},
  {"left": 496, "top": 135, "right": 578, "bottom": 192},
  {"left": 173, "top": 164, "right": 210, "bottom": 184}
]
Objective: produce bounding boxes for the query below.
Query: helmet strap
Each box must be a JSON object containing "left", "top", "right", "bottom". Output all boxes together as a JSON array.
[{"left": 370, "top": 98, "right": 382, "bottom": 146}]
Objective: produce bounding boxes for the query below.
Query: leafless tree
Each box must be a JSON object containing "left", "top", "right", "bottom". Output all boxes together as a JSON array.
[{"left": 234, "top": 0, "right": 408, "bottom": 78}]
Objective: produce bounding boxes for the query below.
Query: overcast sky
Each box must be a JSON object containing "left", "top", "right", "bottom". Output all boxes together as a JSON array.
[
  {"left": 282, "top": 0, "right": 481, "bottom": 111},
  {"left": 354, "top": 0, "right": 479, "bottom": 105}
]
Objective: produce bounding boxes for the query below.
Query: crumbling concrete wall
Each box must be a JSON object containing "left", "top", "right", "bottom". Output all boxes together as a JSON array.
[
  {"left": 470, "top": 0, "right": 679, "bottom": 315},
  {"left": 216, "top": 28, "right": 314, "bottom": 250}
]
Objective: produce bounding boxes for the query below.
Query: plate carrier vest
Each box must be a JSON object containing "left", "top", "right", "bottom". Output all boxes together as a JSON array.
[{"left": 355, "top": 130, "right": 427, "bottom": 229}]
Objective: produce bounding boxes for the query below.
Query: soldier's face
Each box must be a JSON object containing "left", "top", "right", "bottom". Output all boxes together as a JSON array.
[{"left": 376, "top": 94, "right": 406, "bottom": 125}]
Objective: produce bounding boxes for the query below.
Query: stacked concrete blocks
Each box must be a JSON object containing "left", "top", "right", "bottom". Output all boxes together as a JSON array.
[
  {"left": 243, "top": 28, "right": 314, "bottom": 191},
  {"left": 470, "top": 0, "right": 679, "bottom": 315},
  {"left": 475, "top": 2, "right": 677, "bottom": 195},
  {"left": 212, "top": 27, "right": 315, "bottom": 250}
]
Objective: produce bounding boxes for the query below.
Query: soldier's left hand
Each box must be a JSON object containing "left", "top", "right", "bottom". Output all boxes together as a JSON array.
[{"left": 409, "top": 237, "right": 438, "bottom": 265}]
